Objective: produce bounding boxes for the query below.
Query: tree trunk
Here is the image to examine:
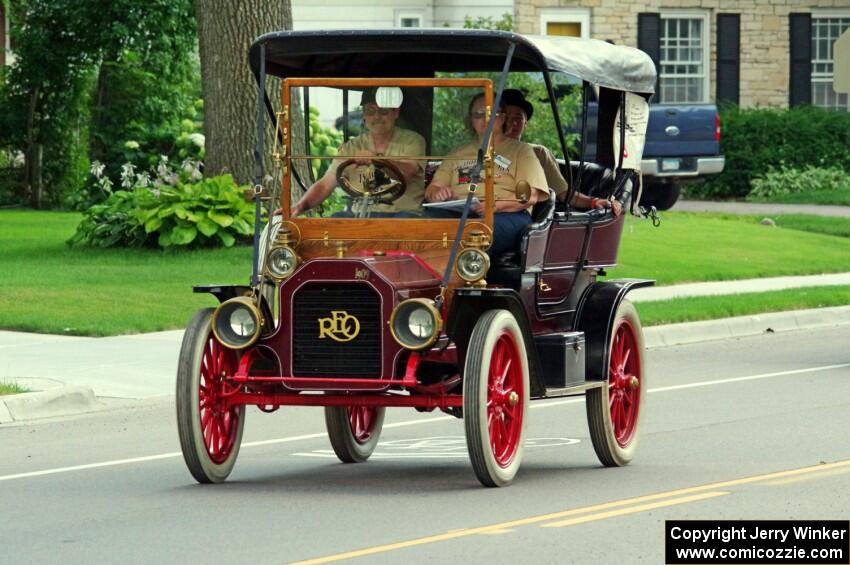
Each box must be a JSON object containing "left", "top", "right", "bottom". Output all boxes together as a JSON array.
[{"left": 195, "top": 0, "right": 295, "bottom": 186}]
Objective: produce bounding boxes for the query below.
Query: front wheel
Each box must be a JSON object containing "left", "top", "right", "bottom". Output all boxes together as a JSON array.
[
  {"left": 586, "top": 300, "right": 646, "bottom": 467},
  {"left": 176, "top": 309, "right": 245, "bottom": 483},
  {"left": 464, "top": 309, "right": 530, "bottom": 487},
  {"left": 325, "top": 405, "right": 385, "bottom": 463}
]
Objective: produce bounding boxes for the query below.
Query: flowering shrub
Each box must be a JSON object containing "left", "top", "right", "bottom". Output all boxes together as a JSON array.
[
  {"left": 308, "top": 106, "right": 344, "bottom": 179},
  {"left": 68, "top": 157, "right": 256, "bottom": 249},
  {"left": 747, "top": 166, "right": 850, "bottom": 199}
]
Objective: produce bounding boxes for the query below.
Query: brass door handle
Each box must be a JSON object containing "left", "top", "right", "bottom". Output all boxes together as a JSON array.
[{"left": 538, "top": 279, "right": 552, "bottom": 292}]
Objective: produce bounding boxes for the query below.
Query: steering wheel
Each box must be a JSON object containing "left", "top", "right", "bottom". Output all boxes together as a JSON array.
[{"left": 335, "top": 159, "right": 407, "bottom": 204}]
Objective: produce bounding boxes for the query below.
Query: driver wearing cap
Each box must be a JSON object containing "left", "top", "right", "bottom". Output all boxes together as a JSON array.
[
  {"left": 502, "top": 89, "right": 621, "bottom": 216},
  {"left": 291, "top": 87, "right": 426, "bottom": 217}
]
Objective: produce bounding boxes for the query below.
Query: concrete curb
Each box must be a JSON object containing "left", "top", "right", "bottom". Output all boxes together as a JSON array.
[
  {"left": 644, "top": 305, "right": 850, "bottom": 348},
  {"left": 0, "top": 386, "right": 103, "bottom": 424}
]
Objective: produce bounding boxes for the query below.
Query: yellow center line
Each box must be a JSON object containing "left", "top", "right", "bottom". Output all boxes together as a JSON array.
[
  {"left": 287, "top": 459, "right": 850, "bottom": 565},
  {"left": 764, "top": 466, "right": 850, "bottom": 486},
  {"left": 540, "top": 491, "right": 729, "bottom": 528}
]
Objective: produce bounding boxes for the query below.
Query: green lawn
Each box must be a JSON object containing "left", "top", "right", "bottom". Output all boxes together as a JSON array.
[
  {"left": 0, "top": 210, "right": 251, "bottom": 335},
  {"left": 761, "top": 214, "right": 850, "bottom": 239},
  {"left": 748, "top": 190, "right": 850, "bottom": 206},
  {"left": 637, "top": 285, "right": 850, "bottom": 326},
  {"left": 0, "top": 381, "right": 28, "bottom": 395},
  {"left": 607, "top": 213, "right": 850, "bottom": 285},
  {"left": 1, "top": 209, "right": 849, "bottom": 336}
]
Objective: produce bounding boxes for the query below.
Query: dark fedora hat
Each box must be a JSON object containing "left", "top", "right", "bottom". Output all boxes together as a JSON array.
[{"left": 501, "top": 89, "right": 534, "bottom": 120}]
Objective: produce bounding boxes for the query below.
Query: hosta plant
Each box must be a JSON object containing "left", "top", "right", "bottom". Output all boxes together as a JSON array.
[{"left": 69, "top": 163, "right": 256, "bottom": 249}]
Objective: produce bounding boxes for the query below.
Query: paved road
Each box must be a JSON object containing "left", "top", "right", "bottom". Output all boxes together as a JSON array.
[
  {"left": 1, "top": 325, "right": 848, "bottom": 564},
  {"left": 674, "top": 199, "right": 850, "bottom": 217}
]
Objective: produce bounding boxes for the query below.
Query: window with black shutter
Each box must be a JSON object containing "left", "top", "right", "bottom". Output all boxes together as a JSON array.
[
  {"left": 644, "top": 11, "right": 711, "bottom": 103},
  {"left": 716, "top": 14, "right": 740, "bottom": 105},
  {"left": 638, "top": 13, "right": 661, "bottom": 96},
  {"left": 789, "top": 13, "right": 813, "bottom": 106},
  {"left": 811, "top": 13, "right": 850, "bottom": 110}
]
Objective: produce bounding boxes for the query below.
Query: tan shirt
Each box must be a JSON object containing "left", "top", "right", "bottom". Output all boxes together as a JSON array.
[
  {"left": 530, "top": 143, "right": 568, "bottom": 196},
  {"left": 432, "top": 138, "right": 550, "bottom": 209},
  {"left": 329, "top": 127, "right": 426, "bottom": 214}
]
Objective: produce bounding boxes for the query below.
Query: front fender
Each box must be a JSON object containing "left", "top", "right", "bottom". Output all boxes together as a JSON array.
[
  {"left": 193, "top": 284, "right": 253, "bottom": 303},
  {"left": 446, "top": 288, "right": 545, "bottom": 398},
  {"left": 572, "top": 279, "right": 654, "bottom": 381},
  {"left": 193, "top": 284, "right": 274, "bottom": 333}
]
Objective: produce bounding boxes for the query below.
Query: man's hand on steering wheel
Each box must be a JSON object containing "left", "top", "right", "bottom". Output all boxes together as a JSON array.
[
  {"left": 353, "top": 149, "right": 375, "bottom": 166},
  {"left": 335, "top": 158, "right": 407, "bottom": 203}
]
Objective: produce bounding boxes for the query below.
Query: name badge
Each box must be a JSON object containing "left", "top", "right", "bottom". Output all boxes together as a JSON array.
[{"left": 494, "top": 154, "right": 511, "bottom": 170}]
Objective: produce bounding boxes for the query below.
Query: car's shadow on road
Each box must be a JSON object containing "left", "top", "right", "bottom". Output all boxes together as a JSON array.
[{"left": 167, "top": 456, "right": 618, "bottom": 495}]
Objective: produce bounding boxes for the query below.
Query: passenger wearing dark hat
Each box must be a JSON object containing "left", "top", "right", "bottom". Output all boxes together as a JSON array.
[
  {"left": 502, "top": 89, "right": 533, "bottom": 121},
  {"left": 502, "top": 89, "right": 622, "bottom": 216}
]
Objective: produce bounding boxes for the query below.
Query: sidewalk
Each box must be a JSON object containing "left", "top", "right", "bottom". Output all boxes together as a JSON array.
[
  {"left": 2, "top": 272, "right": 849, "bottom": 422},
  {"left": 674, "top": 200, "right": 850, "bottom": 218}
]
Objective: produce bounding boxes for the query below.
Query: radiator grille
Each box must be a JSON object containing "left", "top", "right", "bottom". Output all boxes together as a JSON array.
[{"left": 292, "top": 284, "right": 382, "bottom": 377}]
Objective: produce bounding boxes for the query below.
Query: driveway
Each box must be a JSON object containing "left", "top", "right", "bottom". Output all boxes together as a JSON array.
[{"left": 674, "top": 200, "right": 850, "bottom": 217}]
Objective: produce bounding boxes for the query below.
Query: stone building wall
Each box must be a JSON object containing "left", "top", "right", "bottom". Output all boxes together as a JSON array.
[{"left": 515, "top": 0, "right": 850, "bottom": 108}]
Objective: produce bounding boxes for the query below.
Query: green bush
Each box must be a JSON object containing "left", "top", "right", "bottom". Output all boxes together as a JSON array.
[
  {"left": 747, "top": 166, "right": 850, "bottom": 199},
  {"left": 68, "top": 174, "right": 255, "bottom": 249},
  {"left": 694, "top": 106, "right": 850, "bottom": 199},
  {"left": 308, "top": 106, "right": 344, "bottom": 179}
]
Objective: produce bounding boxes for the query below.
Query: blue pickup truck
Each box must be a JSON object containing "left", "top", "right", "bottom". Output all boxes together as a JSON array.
[
  {"left": 639, "top": 104, "right": 725, "bottom": 210},
  {"left": 573, "top": 94, "right": 724, "bottom": 210}
]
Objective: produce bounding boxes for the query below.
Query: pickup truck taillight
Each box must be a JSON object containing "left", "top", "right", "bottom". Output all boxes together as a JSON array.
[{"left": 715, "top": 113, "right": 721, "bottom": 143}]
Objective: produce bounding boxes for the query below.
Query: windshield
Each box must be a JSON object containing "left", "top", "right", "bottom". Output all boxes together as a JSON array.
[{"left": 279, "top": 81, "right": 494, "bottom": 221}]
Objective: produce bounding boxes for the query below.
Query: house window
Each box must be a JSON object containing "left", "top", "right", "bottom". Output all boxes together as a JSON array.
[
  {"left": 659, "top": 13, "right": 710, "bottom": 103},
  {"left": 812, "top": 14, "right": 850, "bottom": 110},
  {"left": 540, "top": 9, "right": 590, "bottom": 39},
  {"left": 396, "top": 12, "right": 423, "bottom": 28}
]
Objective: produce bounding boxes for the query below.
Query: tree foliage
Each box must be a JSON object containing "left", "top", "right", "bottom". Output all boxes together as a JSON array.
[
  {"left": 0, "top": 0, "right": 198, "bottom": 207},
  {"left": 432, "top": 13, "right": 580, "bottom": 157}
]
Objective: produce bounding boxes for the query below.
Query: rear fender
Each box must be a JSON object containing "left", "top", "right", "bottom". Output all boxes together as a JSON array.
[
  {"left": 446, "top": 288, "right": 545, "bottom": 397},
  {"left": 572, "top": 279, "right": 654, "bottom": 381}
]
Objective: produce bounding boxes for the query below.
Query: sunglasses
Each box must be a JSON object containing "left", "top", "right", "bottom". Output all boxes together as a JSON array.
[
  {"left": 362, "top": 106, "right": 394, "bottom": 116},
  {"left": 470, "top": 110, "right": 503, "bottom": 120}
]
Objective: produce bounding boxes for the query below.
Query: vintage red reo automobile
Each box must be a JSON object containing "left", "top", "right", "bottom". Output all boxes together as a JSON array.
[{"left": 176, "top": 29, "right": 657, "bottom": 487}]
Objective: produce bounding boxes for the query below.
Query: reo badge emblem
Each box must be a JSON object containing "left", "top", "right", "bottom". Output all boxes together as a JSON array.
[
  {"left": 354, "top": 268, "right": 369, "bottom": 280},
  {"left": 318, "top": 310, "right": 361, "bottom": 342}
]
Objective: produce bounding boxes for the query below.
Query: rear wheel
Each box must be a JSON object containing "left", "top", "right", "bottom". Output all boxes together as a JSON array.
[
  {"left": 464, "top": 309, "right": 530, "bottom": 487},
  {"left": 325, "top": 405, "right": 385, "bottom": 463},
  {"left": 586, "top": 300, "right": 645, "bottom": 467},
  {"left": 640, "top": 182, "right": 680, "bottom": 211},
  {"left": 176, "top": 309, "right": 245, "bottom": 483}
]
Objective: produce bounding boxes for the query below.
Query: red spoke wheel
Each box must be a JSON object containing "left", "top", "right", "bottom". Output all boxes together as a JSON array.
[
  {"left": 177, "top": 309, "right": 245, "bottom": 483},
  {"left": 325, "top": 404, "right": 385, "bottom": 463},
  {"left": 464, "top": 310, "right": 530, "bottom": 487},
  {"left": 586, "top": 300, "right": 646, "bottom": 467}
]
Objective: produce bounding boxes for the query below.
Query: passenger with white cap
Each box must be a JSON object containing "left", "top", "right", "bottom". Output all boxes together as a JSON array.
[{"left": 291, "top": 87, "right": 426, "bottom": 217}]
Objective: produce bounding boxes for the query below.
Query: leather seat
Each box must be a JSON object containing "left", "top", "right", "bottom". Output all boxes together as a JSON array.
[
  {"left": 488, "top": 190, "right": 556, "bottom": 287},
  {"left": 568, "top": 161, "right": 616, "bottom": 199}
]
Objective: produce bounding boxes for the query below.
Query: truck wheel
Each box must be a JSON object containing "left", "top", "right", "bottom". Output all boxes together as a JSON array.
[
  {"left": 640, "top": 182, "right": 680, "bottom": 211},
  {"left": 177, "top": 308, "right": 245, "bottom": 483},
  {"left": 325, "top": 405, "right": 385, "bottom": 463},
  {"left": 464, "top": 309, "right": 530, "bottom": 487},
  {"left": 586, "top": 300, "right": 645, "bottom": 467}
]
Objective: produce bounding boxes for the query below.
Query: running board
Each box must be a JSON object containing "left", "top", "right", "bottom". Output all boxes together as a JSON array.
[{"left": 536, "top": 380, "right": 605, "bottom": 400}]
